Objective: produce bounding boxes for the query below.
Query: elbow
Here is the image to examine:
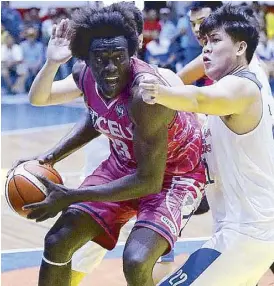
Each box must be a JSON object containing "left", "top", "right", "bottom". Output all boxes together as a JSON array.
[{"left": 28, "top": 93, "right": 50, "bottom": 106}]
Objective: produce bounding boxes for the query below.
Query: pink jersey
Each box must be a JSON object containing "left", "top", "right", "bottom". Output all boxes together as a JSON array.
[{"left": 77, "top": 57, "right": 203, "bottom": 178}]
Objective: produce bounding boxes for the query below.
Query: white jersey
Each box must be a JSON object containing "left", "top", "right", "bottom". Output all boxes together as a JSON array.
[
  {"left": 203, "top": 70, "right": 274, "bottom": 241},
  {"left": 249, "top": 55, "right": 274, "bottom": 124}
]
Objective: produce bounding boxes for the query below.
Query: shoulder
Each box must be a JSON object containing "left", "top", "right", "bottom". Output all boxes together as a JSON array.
[
  {"left": 218, "top": 74, "right": 260, "bottom": 97},
  {"left": 129, "top": 73, "right": 175, "bottom": 127},
  {"left": 72, "top": 60, "right": 86, "bottom": 85},
  {"left": 157, "top": 67, "right": 184, "bottom": 86}
]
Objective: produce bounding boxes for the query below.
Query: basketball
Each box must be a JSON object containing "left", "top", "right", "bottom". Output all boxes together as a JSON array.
[{"left": 5, "top": 160, "right": 63, "bottom": 218}]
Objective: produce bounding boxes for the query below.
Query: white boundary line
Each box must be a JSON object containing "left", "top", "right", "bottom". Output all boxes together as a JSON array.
[
  {"left": 1, "top": 237, "right": 210, "bottom": 254},
  {"left": 2, "top": 123, "right": 74, "bottom": 136}
]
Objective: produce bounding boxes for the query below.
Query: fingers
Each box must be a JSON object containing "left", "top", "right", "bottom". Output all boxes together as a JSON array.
[
  {"left": 38, "top": 154, "right": 54, "bottom": 165},
  {"left": 64, "top": 20, "right": 73, "bottom": 41},
  {"left": 35, "top": 174, "right": 53, "bottom": 191},
  {"left": 26, "top": 208, "right": 46, "bottom": 219},
  {"left": 51, "top": 24, "right": 57, "bottom": 39},
  {"left": 139, "top": 82, "right": 158, "bottom": 91},
  {"left": 23, "top": 201, "right": 47, "bottom": 211},
  {"left": 139, "top": 82, "right": 158, "bottom": 105},
  {"left": 56, "top": 18, "right": 70, "bottom": 39},
  {"left": 36, "top": 212, "right": 57, "bottom": 222}
]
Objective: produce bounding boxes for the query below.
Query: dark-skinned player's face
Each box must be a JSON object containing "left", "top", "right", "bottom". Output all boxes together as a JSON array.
[{"left": 88, "top": 36, "right": 130, "bottom": 99}]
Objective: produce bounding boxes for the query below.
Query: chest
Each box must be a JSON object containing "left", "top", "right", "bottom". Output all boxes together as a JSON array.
[{"left": 86, "top": 94, "right": 134, "bottom": 141}]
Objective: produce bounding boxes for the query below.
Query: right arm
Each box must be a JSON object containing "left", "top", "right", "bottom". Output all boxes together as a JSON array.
[
  {"left": 29, "top": 19, "right": 83, "bottom": 106},
  {"left": 177, "top": 54, "right": 205, "bottom": 84},
  {"left": 42, "top": 110, "right": 101, "bottom": 164},
  {"left": 9, "top": 110, "right": 101, "bottom": 174}
]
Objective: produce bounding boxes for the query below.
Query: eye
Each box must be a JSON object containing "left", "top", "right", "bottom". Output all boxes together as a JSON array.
[
  {"left": 202, "top": 39, "right": 208, "bottom": 46},
  {"left": 212, "top": 38, "right": 220, "bottom": 43},
  {"left": 116, "top": 54, "right": 124, "bottom": 61},
  {"left": 96, "top": 57, "right": 102, "bottom": 64}
]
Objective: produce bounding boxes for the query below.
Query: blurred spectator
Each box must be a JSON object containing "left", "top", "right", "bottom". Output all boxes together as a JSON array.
[
  {"left": 159, "top": 8, "right": 177, "bottom": 44},
  {"left": 256, "top": 31, "right": 274, "bottom": 92},
  {"left": 20, "top": 27, "right": 44, "bottom": 91},
  {"left": 175, "top": 10, "right": 201, "bottom": 69},
  {"left": 1, "top": 33, "right": 27, "bottom": 94},
  {"left": 145, "top": 29, "right": 177, "bottom": 72},
  {"left": 1, "top": 1, "right": 23, "bottom": 43},
  {"left": 257, "top": 32, "right": 274, "bottom": 62},
  {"left": 252, "top": 2, "right": 267, "bottom": 31},
  {"left": 41, "top": 8, "right": 68, "bottom": 44},
  {"left": 265, "top": 8, "right": 274, "bottom": 39},
  {"left": 22, "top": 8, "right": 42, "bottom": 40},
  {"left": 143, "top": 9, "right": 161, "bottom": 49}
]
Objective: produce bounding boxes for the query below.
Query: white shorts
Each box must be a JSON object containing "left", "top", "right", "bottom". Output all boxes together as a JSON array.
[{"left": 158, "top": 228, "right": 274, "bottom": 286}]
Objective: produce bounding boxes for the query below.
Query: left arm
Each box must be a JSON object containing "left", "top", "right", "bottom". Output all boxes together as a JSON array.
[
  {"left": 69, "top": 80, "right": 175, "bottom": 202},
  {"left": 141, "top": 75, "right": 259, "bottom": 116},
  {"left": 25, "top": 76, "right": 175, "bottom": 220}
]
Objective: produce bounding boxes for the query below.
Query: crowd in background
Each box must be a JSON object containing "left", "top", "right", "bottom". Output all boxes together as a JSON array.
[{"left": 1, "top": 1, "right": 274, "bottom": 95}]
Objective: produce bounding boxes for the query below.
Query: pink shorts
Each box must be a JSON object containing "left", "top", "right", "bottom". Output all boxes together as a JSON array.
[{"left": 69, "top": 159, "right": 205, "bottom": 252}]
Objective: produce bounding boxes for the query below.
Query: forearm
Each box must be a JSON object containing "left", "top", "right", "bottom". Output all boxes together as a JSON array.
[
  {"left": 46, "top": 113, "right": 100, "bottom": 163},
  {"left": 158, "top": 85, "right": 200, "bottom": 112},
  {"left": 29, "top": 60, "right": 60, "bottom": 106},
  {"left": 70, "top": 173, "right": 159, "bottom": 202},
  {"left": 177, "top": 55, "right": 205, "bottom": 84}
]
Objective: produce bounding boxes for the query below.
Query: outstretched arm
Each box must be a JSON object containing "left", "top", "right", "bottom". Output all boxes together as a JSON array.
[{"left": 141, "top": 75, "right": 260, "bottom": 116}]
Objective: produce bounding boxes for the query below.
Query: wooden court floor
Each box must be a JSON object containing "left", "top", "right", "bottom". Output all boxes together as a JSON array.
[{"left": 1, "top": 102, "right": 273, "bottom": 285}]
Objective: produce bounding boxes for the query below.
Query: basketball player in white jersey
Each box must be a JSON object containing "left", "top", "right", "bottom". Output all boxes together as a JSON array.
[{"left": 141, "top": 4, "right": 274, "bottom": 285}]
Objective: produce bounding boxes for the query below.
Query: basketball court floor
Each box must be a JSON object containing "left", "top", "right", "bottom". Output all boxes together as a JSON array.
[{"left": 1, "top": 95, "right": 273, "bottom": 285}]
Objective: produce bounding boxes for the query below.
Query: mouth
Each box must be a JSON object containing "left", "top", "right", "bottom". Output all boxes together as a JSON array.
[
  {"left": 203, "top": 56, "right": 210, "bottom": 63},
  {"left": 203, "top": 56, "right": 211, "bottom": 68},
  {"left": 105, "top": 76, "right": 119, "bottom": 86}
]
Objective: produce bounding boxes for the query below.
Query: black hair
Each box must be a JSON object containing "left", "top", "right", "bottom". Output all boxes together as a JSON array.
[
  {"left": 70, "top": 7, "right": 139, "bottom": 60},
  {"left": 109, "top": 2, "right": 143, "bottom": 36},
  {"left": 199, "top": 4, "right": 259, "bottom": 63},
  {"left": 189, "top": 1, "right": 223, "bottom": 12}
]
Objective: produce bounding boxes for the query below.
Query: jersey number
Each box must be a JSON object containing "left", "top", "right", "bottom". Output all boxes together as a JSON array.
[
  {"left": 168, "top": 269, "right": 188, "bottom": 285},
  {"left": 111, "top": 138, "right": 131, "bottom": 159}
]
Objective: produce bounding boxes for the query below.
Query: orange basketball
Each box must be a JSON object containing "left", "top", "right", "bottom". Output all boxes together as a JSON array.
[{"left": 5, "top": 160, "right": 63, "bottom": 218}]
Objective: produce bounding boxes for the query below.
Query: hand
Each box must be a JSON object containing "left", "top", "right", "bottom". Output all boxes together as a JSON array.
[
  {"left": 139, "top": 79, "right": 161, "bottom": 105},
  {"left": 23, "top": 175, "right": 73, "bottom": 222},
  {"left": 47, "top": 18, "right": 72, "bottom": 65},
  {"left": 7, "top": 153, "right": 56, "bottom": 178}
]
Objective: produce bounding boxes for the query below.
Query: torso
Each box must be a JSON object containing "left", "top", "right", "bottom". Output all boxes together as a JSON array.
[
  {"left": 202, "top": 70, "right": 274, "bottom": 240},
  {"left": 77, "top": 57, "right": 204, "bottom": 179}
]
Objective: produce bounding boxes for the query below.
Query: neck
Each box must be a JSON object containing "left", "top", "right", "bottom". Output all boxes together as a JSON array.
[{"left": 228, "top": 65, "right": 247, "bottom": 75}]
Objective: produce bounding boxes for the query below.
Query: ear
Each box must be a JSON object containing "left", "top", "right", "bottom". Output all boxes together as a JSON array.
[
  {"left": 138, "top": 34, "right": 144, "bottom": 49},
  {"left": 236, "top": 41, "right": 247, "bottom": 57}
]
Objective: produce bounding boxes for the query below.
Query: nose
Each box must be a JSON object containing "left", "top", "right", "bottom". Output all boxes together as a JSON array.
[
  {"left": 105, "top": 59, "right": 117, "bottom": 73},
  {"left": 203, "top": 42, "right": 212, "bottom": 54},
  {"left": 194, "top": 23, "right": 200, "bottom": 34}
]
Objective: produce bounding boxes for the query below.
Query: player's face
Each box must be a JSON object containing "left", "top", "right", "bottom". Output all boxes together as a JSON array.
[
  {"left": 202, "top": 29, "right": 240, "bottom": 81},
  {"left": 189, "top": 7, "right": 212, "bottom": 44},
  {"left": 88, "top": 36, "right": 130, "bottom": 99}
]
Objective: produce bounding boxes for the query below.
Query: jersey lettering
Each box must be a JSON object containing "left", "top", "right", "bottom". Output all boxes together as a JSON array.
[{"left": 203, "top": 158, "right": 214, "bottom": 185}]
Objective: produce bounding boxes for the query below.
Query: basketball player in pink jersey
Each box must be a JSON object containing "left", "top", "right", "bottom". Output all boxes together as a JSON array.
[
  {"left": 20, "top": 6, "right": 205, "bottom": 286},
  {"left": 9, "top": 3, "right": 187, "bottom": 285}
]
